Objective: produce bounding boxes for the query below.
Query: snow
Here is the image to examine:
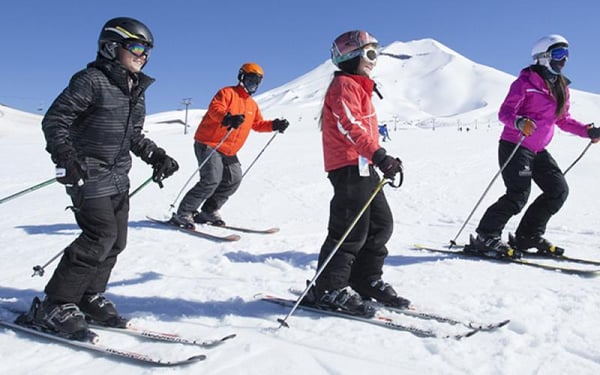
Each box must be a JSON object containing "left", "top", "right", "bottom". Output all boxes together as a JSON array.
[{"left": 2, "top": 38, "right": 600, "bottom": 374}]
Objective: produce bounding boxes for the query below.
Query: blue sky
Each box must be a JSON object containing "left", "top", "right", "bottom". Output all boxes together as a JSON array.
[{"left": 2, "top": 0, "right": 598, "bottom": 115}]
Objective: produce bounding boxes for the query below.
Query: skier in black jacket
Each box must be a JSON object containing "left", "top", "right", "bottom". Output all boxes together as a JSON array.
[{"left": 27, "top": 17, "right": 178, "bottom": 339}]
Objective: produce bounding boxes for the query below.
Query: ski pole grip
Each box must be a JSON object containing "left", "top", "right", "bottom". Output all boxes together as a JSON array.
[{"left": 388, "top": 169, "right": 404, "bottom": 188}]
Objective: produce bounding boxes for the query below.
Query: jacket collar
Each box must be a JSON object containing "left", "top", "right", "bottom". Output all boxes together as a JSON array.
[
  {"left": 234, "top": 84, "right": 251, "bottom": 98},
  {"left": 89, "top": 57, "right": 155, "bottom": 99},
  {"left": 334, "top": 71, "right": 375, "bottom": 95},
  {"left": 523, "top": 65, "right": 571, "bottom": 88}
]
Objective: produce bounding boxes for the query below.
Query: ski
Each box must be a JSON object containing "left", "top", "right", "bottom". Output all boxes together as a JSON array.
[
  {"left": 442, "top": 243, "right": 600, "bottom": 266},
  {"left": 287, "top": 288, "right": 509, "bottom": 332},
  {"left": 371, "top": 303, "right": 509, "bottom": 331},
  {"left": 259, "top": 294, "right": 487, "bottom": 339},
  {"left": 0, "top": 318, "right": 206, "bottom": 366},
  {"left": 1, "top": 304, "right": 237, "bottom": 348},
  {"left": 205, "top": 223, "right": 280, "bottom": 234},
  {"left": 521, "top": 251, "right": 600, "bottom": 266},
  {"left": 89, "top": 322, "right": 236, "bottom": 347},
  {"left": 146, "top": 216, "right": 241, "bottom": 242},
  {"left": 412, "top": 244, "right": 600, "bottom": 277}
]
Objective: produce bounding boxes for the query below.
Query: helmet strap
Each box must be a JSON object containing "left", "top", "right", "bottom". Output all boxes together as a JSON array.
[{"left": 99, "top": 42, "right": 119, "bottom": 60}]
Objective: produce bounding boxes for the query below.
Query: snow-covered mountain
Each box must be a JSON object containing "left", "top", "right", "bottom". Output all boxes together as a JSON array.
[{"left": 255, "top": 38, "right": 600, "bottom": 128}]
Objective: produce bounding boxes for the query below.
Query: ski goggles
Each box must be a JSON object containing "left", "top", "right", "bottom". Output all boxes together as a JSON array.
[
  {"left": 122, "top": 41, "right": 152, "bottom": 57},
  {"left": 362, "top": 47, "right": 378, "bottom": 63},
  {"left": 549, "top": 47, "right": 569, "bottom": 61}
]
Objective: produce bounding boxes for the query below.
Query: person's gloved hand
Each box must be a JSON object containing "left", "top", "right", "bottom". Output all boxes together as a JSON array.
[
  {"left": 221, "top": 112, "right": 245, "bottom": 129},
  {"left": 149, "top": 148, "right": 179, "bottom": 186},
  {"left": 52, "top": 144, "right": 84, "bottom": 186},
  {"left": 272, "top": 119, "right": 290, "bottom": 133},
  {"left": 515, "top": 117, "right": 536, "bottom": 137},
  {"left": 587, "top": 123, "right": 600, "bottom": 144},
  {"left": 373, "top": 148, "right": 403, "bottom": 180}
]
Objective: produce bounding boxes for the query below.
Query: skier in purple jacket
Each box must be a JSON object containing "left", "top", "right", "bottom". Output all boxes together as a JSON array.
[{"left": 465, "top": 34, "right": 600, "bottom": 259}]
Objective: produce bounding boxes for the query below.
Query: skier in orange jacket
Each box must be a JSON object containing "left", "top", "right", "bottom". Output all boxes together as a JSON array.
[{"left": 171, "top": 63, "right": 289, "bottom": 228}]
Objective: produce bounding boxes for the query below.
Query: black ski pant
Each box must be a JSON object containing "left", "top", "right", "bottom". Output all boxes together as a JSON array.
[
  {"left": 45, "top": 192, "right": 129, "bottom": 304},
  {"left": 177, "top": 141, "right": 242, "bottom": 215},
  {"left": 476, "top": 140, "right": 569, "bottom": 239},
  {"left": 316, "top": 165, "right": 393, "bottom": 295}
]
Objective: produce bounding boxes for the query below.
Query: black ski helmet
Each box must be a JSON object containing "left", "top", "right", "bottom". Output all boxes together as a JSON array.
[{"left": 98, "top": 17, "right": 154, "bottom": 60}]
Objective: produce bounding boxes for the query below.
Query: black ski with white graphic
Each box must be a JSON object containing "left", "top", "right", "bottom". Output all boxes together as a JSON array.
[
  {"left": 412, "top": 244, "right": 600, "bottom": 277},
  {"left": 0, "top": 318, "right": 206, "bottom": 366},
  {"left": 205, "top": 223, "right": 279, "bottom": 234},
  {"left": 146, "top": 216, "right": 240, "bottom": 242},
  {"left": 89, "top": 322, "right": 236, "bottom": 347},
  {"left": 442, "top": 243, "right": 600, "bottom": 266},
  {"left": 259, "top": 294, "right": 494, "bottom": 339},
  {"left": 287, "top": 288, "right": 509, "bottom": 332}
]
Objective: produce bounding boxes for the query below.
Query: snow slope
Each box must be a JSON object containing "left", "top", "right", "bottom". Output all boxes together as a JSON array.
[{"left": 1, "top": 38, "right": 600, "bottom": 374}]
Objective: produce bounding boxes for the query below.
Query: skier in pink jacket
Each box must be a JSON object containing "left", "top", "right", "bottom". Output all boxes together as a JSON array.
[{"left": 465, "top": 34, "right": 600, "bottom": 259}]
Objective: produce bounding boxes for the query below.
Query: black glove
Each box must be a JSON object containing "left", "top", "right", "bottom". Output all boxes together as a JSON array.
[
  {"left": 272, "top": 119, "right": 289, "bottom": 133},
  {"left": 587, "top": 124, "right": 600, "bottom": 140},
  {"left": 149, "top": 148, "right": 179, "bottom": 186},
  {"left": 221, "top": 112, "right": 245, "bottom": 129},
  {"left": 52, "top": 144, "right": 84, "bottom": 186},
  {"left": 373, "top": 148, "right": 403, "bottom": 180}
]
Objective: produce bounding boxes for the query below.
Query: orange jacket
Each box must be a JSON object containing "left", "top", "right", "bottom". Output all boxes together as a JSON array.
[{"left": 194, "top": 85, "right": 273, "bottom": 156}]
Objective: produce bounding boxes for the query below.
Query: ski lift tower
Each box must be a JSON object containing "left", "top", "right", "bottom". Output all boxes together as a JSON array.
[{"left": 182, "top": 98, "right": 192, "bottom": 134}]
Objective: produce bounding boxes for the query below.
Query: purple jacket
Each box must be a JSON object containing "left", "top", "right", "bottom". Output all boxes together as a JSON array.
[{"left": 499, "top": 67, "right": 588, "bottom": 153}]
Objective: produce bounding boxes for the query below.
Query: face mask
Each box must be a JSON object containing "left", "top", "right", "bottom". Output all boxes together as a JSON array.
[{"left": 241, "top": 73, "right": 262, "bottom": 95}]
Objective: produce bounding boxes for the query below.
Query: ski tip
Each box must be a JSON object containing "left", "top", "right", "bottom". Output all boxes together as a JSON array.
[
  {"left": 222, "top": 333, "right": 237, "bottom": 341},
  {"left": 187, "top": 354, "right": 207, "bottom": 362}
]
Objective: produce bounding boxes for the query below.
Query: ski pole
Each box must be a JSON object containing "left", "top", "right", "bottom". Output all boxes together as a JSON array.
[
  {"left": 242, "top": 132, "right": 278, "bottom": 178},
  {"left": 563, "top": 140, "right": 593, "bottom": 175},
  {"left": 277, "top": 178, "right": 391, "bottom": 328},
  {"left": 31, "top": 250, "right": 64, "bottom": 277},
  {"left": 168, "top": 128, "right": 235, "bottom": 211},
  {"left": 449, "top": 135, "right": 525, "bottom": 248},
  {"left": 0, "top": 177, "right": 56, "bottom": 205},
  {"left": 129, "top": 176, "right": 153, "bottom": 198}
]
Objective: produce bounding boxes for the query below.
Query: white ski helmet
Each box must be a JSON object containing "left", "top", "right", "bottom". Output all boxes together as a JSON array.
[{"left": 531, "top": 34, "right": 569, "bottom": 75}]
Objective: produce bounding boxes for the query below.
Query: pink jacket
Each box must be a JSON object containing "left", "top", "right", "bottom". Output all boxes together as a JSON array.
[
  {"left": 321, "top": 72, "right": 381, "bottom": 172},
  {"left": 499, "top": 67, "right": 589, "bottom": 153}
]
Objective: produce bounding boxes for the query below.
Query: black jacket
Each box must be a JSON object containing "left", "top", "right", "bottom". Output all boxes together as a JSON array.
[{"left": 42, "top": 57, "right": 159, "bottom": 198}]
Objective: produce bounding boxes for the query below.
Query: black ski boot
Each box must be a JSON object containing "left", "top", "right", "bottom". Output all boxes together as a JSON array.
[
  {"left": 317, "top": 286, "right": 376, "bottom": 317},
  {"left": 79, "top": 294, "right": 127, "bottom": 328},
  {"left": 16, "top": 296, "right": 91, "bottom": 340},
  {"left": 464, "top": 234, "right": 521, "bottom": 259},
  {"left": 352, "top": 279, "right": 411, "bottom": 309},
  {"left": 509, "top": 233, "right": 565, "bottom": 256},
  {"left": 193, "top": 210, "right": 226, "bottom": 226},
  {"left": 169, "top": 212, "right": 195, "bottom": 229}
]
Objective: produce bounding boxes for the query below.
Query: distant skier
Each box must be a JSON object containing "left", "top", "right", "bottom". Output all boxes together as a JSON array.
[
  {"left": 378, "top": 124, "right": 391, "bottom": 142},
  {"left": 465, "top": 34, "right": 600, "bottom": 259},
  {"left": 170, "top": 63, "right": 289, "bottom": 228},
  {"left": 310, "top": 30, "right": 409, "bottom": 316},
  {"left": 25, "top": 17, "right": 179, "bottom": 339}
]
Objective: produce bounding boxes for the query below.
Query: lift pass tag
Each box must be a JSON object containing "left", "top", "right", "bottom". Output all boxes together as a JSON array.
[{"left": 358, "top": 156, "right": 369, "bottom": 177}]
